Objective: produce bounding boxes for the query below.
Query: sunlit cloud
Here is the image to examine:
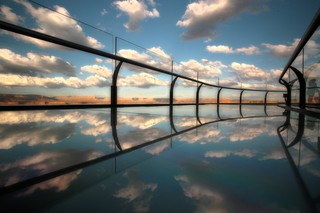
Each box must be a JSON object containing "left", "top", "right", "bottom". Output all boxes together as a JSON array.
[
  {"left": 0, "top": 48, "right": 76, "bottom": 76},
  {"left": 0, "top": 5, "right": 23, "bottom": 24},
  {"left": 230, "top": 62, "right": 268, "bottom": 82},
  {"left": 81, "top": 123, "right": 111, "bottom": 137},
  {"left": 80, "top": 64, "right": 113, "bottom": 78},
  {"left": 117, "top": 48, "right": 172, "bottom": 71},
  {"left": 177, "top": 0, "right": 267, "bottom": 40},
  {"left": 12, "top": 0, "right": 104, "bottom": 49},
  {"left": 144, "top": 139, "right": 171, "bottom": 155},
  {"left": 0, "top": 73, "right": 109, "bottom": 88},
  {"left": 206, "top": 44, "right": 260, "bottom": 55},
  {"left": 262, "top": 38, "right": 300, "bottom": 58},
  {"left": 118, "top": 72, "right": 168, "bottom": 88},
  {"left": 175, "top": 59, "right": 222, "bottom": 79},
  {"left": 114, "top": 0, "right": 160, "bottom": 31}
]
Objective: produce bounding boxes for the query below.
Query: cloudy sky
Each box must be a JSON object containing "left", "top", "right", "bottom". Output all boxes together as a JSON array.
[{"left": 0, "top": 0, "right": 319, "bottom": 99}]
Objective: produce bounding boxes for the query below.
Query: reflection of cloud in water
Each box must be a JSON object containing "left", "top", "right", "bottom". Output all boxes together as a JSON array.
[
  {"left": 119, "top": 128, "right": 168, "bottom": 150},
  {"left": 178, "top": 127, "right": 223, "bottom": 144},
  {"left": 0, "top": 111, "right": 109, "bottom": 127},
  {"left": 118, "top": 114, "right": 168, "bottom": 129},
  {"left": 19, "top": 170, "right": 81, "bottom": 196},
  {"left": 114, "top": 169, "right": 157, "bottom": 213},
  {"left": 0, "top": 123, "right": 75, "bottom": 149},
  {"left": 81, "top": 123, "right": 111, "bottom": 136},
  {"left": 175, "top": 175, "right": 225, "bottom": 213},
  {"left": 0, "top": 150, "right": 103, "bottom": 187},
  {"left": 205, "top": 149, "right": 258, "bottom": 158},
  {"left": 144, "top": 139, "right": 171, "bottom": 155},
  {"left": 259, "top": 149, "right": 286, "bottom": 161}
]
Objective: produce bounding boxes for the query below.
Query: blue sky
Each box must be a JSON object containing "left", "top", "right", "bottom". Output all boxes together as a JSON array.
[{"left": 0, "top": 0, "right": 319, "bottom": 99}]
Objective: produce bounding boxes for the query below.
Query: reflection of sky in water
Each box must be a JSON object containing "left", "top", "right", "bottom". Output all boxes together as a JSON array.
[{"left": 0, "top": 105, "right": 319, "bottom": 212}]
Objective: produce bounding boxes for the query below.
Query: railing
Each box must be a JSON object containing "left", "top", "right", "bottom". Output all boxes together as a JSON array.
[
  {"left": 0, "top": 20, "right": 285, "bottom": 109},
  {"left": 279, "top": 9, "right": 320, "bottom": 110}
]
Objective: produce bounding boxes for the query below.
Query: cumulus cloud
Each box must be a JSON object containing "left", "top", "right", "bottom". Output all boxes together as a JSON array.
[
  {"left": 0, "top": 73, "right": 109, "bottom": 89},
  {"left": 118, "top": 72, "right": 168, "bottom": 88},
  {"left": 80, "top": 65, "right": 113, "bottom": 78},
  {"left": 114, "top": 0, "right": 160, "bottom": 31},
  {"left": 117, "top": 48, "right": 172, "bottom": 71},
  {"left": 175, "top": 59, "right": 222, "bottom": 79},
  {"left": 262, "top": 38, "right": 300, "bottom": 58},
  {"left": 118, "top": 114, "right": 168, "bottom": 129},
  {"left": 205, "top": 149, "right": 258, "bottom": 158},
  {"left": 12, "top": 0, "right": 104, "bottom": 49},
  {"left": 177, "top": 0, "right": 267, "bottom": 40},
  {"left": 0, "top": 5, "right": 23, "bottom": 24},
  {"left": 207, "top": 45, "right": 260, "bottom": 55},
  {"left": 0, "top": 48, "right": 76, "bottom": 76},
  {"left": 230, "top": 62, "right": 268, "bottom": 82}
]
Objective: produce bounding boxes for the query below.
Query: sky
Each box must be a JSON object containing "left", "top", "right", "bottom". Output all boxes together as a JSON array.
[{"left": 0, "top": 0, "right": 319, "bottom": 99}]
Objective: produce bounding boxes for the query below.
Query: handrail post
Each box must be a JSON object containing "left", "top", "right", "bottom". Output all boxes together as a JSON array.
[
  {"left": 240, "top": 90, "right": 244, "bottom": 105},
  {"left": 196, "top": 83, "right": 203, "bottom": 124},
  {"left": 111, "top": 61, "right": 123, "bottom": 106},
  {"left": 290, "top": 66, "right": 306, "bottom": 109},
  {"left": 170, "top": 77, "right": 178, "bottom": 105}
]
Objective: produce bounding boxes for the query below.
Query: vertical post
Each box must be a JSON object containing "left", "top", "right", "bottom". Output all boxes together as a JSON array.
[
  {"left": 196, "top": 83, "right": 203, "bottom": 124},
  {"left": 240, "top": 90, "right": 244, "bottom": 105},
  {"left": 290, "top": 66, "right": 306, "bottom": 109},
  {"left": 264, "top": 91, "right": 269, "bottom": 105},
  {"left": 111, "top": 61, "right": 123, "bottom": 106}
]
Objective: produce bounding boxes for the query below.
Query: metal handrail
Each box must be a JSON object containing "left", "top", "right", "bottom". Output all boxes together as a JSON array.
[
  {"left": 279, "top": 9, "right": 320, "bottom": 81},
  {"left": 0, "top": 20, "right": 284, "bottom": 93}
]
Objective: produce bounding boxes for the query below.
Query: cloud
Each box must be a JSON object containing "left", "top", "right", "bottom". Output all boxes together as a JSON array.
[
  {"left": 0, "top": 73, "right": 109, "bottom": 89},
  {"left": 205, "top": 149, "right": 258, "bottom": 158},
  {"left": 118, "top": 73, "right": 168, "bottom": 88},
  {"left": 230, "top": 62, "right": 268, "bottom": 82},
  {"left": 0, "top": 5, "right": 23, "bottom": 24},
  {"left": 262, "top": 38, "right": 300, "bottom": 58},
  {"left": 101, "top": 8, "right": 108, "bottom": 16},
  {"left": 80, "top": 65, "right": 113, "bottom": 78},
  {"left": 117, "top": 48, "right": 172, "bottom": 71},
  {"left": 0, "top": 48, "right": 76, "bottom": 76},
  {"left": 206, "top": 45, "right": 260, "bottom": 55},
  {"left": 12, "top": 0, "right": 104, "bottom": 49},
  {"left": 114, "top": 0, "right": 160, "bottom": 31},
  {"left": 176, "top": 0, "right": 267, "bottom": 40},
  {"left": 175, "top": 59, "right": 222, "bottom": 79}
]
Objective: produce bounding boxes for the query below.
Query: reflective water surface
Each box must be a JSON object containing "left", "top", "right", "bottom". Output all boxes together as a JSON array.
[{"left": 0, "top": 105, "right": 319, "bottom": 212}]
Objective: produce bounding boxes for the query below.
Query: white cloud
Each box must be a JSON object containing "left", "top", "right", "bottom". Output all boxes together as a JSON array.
[
  {"left": 177, "top": 0, "right": 267, "bottom": 40},
  {"left": 262, "top": 38, "right": 300, "bottom": 58},
  {"left": 0, "top": 5, "right": 23, "bottom": 24},
  {"left": 12, "top": 0, "right": 104, "bottom": 49},
  {"left": 230, "top": 62, "right": 268, "bottom": 82},
  {"left": 118, "top": 73, "right": 168, "bottom": 88},
  {"left": 95, "top": 58, "right": 103, "bottom": 63},
  {"left": 80, "top": 65, "right": 113, "bottom": 78},
  {"left": 118, "top": 48, "right": 172, "bottom": 71},
  {"left": 114, "top": 0, "right": 160, "bottom": 31},
  {"left": 0, "top": 48, "right": 76, "bottom": 76},
  {"left": 206, "top": 44, "right": 260, "bottom": 55},
  {"left": 118, "top": 114, "right": 167, "bottom": 129},
  {"left": 0, "top": 73, "right": 109, "bottom": 88},
  {"left": 175, "top": 59, "right": 222, "bottom": 79}
]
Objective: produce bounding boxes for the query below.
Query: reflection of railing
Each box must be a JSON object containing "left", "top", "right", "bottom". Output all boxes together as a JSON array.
[
  {"left": 277, "top": 111, "right": 319, "bottom": 213},
  {"left": 0, "top": 20, "right": 284, "bottom": 108},
  {"left": 279, "top": 9, "right": 320, "bottom": 109},
  {"left": 0, "top": 105, "right": 283, "bottom": 196}
]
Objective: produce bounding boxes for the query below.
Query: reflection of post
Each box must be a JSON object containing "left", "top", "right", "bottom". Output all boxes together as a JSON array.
[{"left": 277, "top": 112, "right": 316, "bottom": 212}]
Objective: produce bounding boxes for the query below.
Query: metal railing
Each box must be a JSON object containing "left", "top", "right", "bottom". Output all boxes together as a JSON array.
[
  {"left": 279, "top": 9, "right": 320, "bottom": 109},
  {"left": 0, "top": 20, "right": 285, "bottom": 109}
]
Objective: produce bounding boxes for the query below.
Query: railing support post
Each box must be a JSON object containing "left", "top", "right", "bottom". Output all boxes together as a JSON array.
[
  {"left": 196, "top": 83, "right": 203, "bottom": 124},
  {"left": 111, "top": 61, "right": 123, "bottom": 106},
  {"left": 290, "top": 66, "right": 306, "bottom": 109}
]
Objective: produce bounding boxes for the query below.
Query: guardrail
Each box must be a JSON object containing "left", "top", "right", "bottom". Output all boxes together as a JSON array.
[
  {"left": 0, "top": 20, "right": 285, "bottom": 108},
  {"left": 279, "top": 9, "right": 320, "bottom": 109}
]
